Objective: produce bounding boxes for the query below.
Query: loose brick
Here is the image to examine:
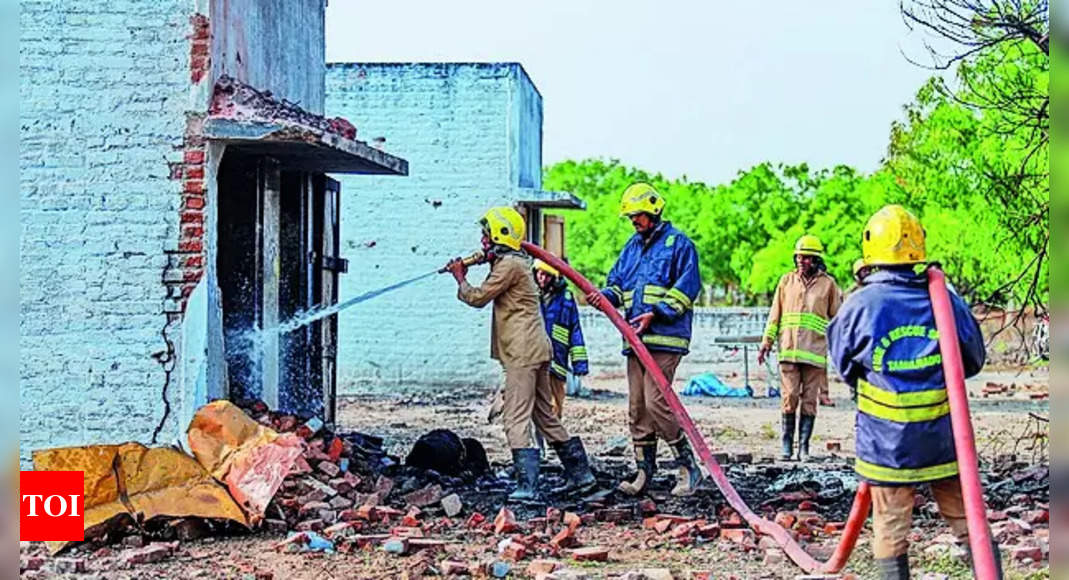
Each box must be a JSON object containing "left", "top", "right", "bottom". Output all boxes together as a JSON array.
[
  {"left": 317, "top": 460, "right": 341, "bottom": 478},
  {"left": 595, "top": 508, "right": 631, "bottom": 523},
  {"left": 299, "top": 501, "right": 332, "bottom": 517},
  {"left": 1012, "top": 546, "right": 1043, "bottom": 563},
  {"left": 569, "top": 547, "right": 609, "bottom": 562},
  {"left": 441, "top": 560, "right": 468, "bottom": 576},
  {"left": 391, "top": 526, "right": 424, "bottom": 538},
  {"left": 329, "top": 496, "right": 354, "bottom": 510},
  {"left": 526, "top": 559, "right": 562, "bottom": 576},
  {"left": 502, "top": 540, "right": 527, "bottom": 562},
  {"left": 297, "top": 519, "right": 325, "bottom": 532},
  {"left": 563, "top": 511, "right": 581, "bottom": 531},
  {"left": 495, "top": 507, "right": 518, "bottom": 535},
  {"left": 122, "top": 543, "right": 177, "bottom": 566},
  {"left": 466, "top": 512, "right": 486, "bottom": 528},
  {"left": 551, "top": 526, "right": 577, "bottom": 549},
  {"left": 404, "top": 484, "right": 443, "bottom": 508},
  {"left": 720, "top": 528, "right": 755, "bottom": 544}
]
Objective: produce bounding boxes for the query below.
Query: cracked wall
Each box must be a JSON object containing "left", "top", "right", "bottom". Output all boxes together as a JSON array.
[{"left": 20, "top": 0, "right": 199, "bottom": 465}]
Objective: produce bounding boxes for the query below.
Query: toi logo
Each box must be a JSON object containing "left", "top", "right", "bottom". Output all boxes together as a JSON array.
[{"left": 20, "top": 471, "right": 85, "bottom": 542}]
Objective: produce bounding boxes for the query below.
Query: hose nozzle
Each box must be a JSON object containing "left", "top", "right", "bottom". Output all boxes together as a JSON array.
[{"left": 439, "top": 250, "right": 486, "bottom": 273}]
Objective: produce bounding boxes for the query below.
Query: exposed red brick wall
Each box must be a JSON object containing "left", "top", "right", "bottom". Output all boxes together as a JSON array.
[{"left": 190, "top": 14, "right": 210, "bottom": 84}]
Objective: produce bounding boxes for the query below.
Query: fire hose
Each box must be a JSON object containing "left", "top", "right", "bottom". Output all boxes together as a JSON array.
[{"left": 521, "top": 243, "right": 997, "bottom": 576}]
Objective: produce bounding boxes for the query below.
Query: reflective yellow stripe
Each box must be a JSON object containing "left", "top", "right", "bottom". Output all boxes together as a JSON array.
[
  {"left": 780, "top": 312, "right": 828, "bottom": 335},
  {"left": 858, "top": 396, "right": 950, "bottom": 423},
  {"left": 764, "top": 322, "right": 779, "bottom": 340},
  {"left": 623, "top": 290, "right": 634, "bottom": 309},
  {"left": 570, "top": 346, "right": 588, "bottom": 360},
  {"left": 551, "top": 361, "right": 568, "bottom": 376},
  {"left": 551, "top": 325, "right": 570, "bottom": 344},
  {"left": 855, "top": 458, "right": 959, "bottom": 483},
  {"left": 641, "top": 334, "right": 689, "bottom": 349},
  {"left": 857, "top": 380, "right": 947, "bottom": 407},
  {"left": 778, "top": 349, "right": 826, "bottom": 365},
  {"left": 886, "top": 354, "right": 943, "bottom": 372},
  {"left": 607, "top": 286, "right": 624, "bottom": 303},
  {"left": 667, "top": 288, "right": 693, "bottom": 310}
]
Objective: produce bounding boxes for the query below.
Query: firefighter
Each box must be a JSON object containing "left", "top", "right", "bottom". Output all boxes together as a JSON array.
[
  {"left": 585, "top": 183, "right": 703, "bottom": 497},
  {"left": 827, "top": 205, "right": 1001, "bottom": 579},
  {"left": 757, "top": 234, "right": 843, "bottom": 461},
  {"left": 532, "top": 258, "right": 589, "bottom": 419},
  {"left": 445, "top": 207, "right": 596, "bottom": 502}
]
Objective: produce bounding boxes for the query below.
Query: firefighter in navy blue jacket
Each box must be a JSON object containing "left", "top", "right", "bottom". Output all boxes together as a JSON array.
[
  {"left": 533, "top": 258, "right": 589, "bottom": 418},
  {"left": 827, "top": 205, "right": 1001, "bottom": 579},
  {"left": 586, "top": 183, "right": 703, "bottom": 497}
]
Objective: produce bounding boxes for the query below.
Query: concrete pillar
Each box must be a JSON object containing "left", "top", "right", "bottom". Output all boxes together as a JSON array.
[{"left": 261, "top": 158, "right": 281, "bottom": 409}]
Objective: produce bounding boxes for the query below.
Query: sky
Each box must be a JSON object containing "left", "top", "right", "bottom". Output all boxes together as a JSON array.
[{"left": 325, "top": 1, "right": 941, "bottom": 186}]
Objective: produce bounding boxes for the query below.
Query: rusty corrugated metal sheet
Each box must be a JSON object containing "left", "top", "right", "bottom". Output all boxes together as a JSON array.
[
  {"left": 33, "top": 442, "right": 247, "bottom": 554},
  {"left": 187, "top": 400, "right": 304, "bottom": 524}
]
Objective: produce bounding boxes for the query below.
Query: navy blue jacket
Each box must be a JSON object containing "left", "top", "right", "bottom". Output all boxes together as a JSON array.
[
  {"left": 540, "top": 283, "right": 589, "bottom": 380},
  {"left": 600, "top": 221, "right": 702, "bottom": 355},
  {"left": 827, "top": 267, "right": 985, "bottom": 485}
]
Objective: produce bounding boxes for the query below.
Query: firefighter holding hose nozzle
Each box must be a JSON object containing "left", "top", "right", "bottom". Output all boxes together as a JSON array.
[
  {"left": 585, "top": 183, "right": 703, "bottom": 497},
  {"left": 826, "top": 205, "right": 1002, "bottom": 579},
  {"left": 444, "top": 206, "right": 597, "bottom": 503}
]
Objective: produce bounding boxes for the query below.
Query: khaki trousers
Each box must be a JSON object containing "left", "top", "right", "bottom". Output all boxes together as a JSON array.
[
  {"left": 502, "top": 362, "right": 570, "bottom": 449},
  {"left": 549, "top": 374, "right": 567, "bottom": 418},
  {"left": 780, "top": 362, "right": 824, "bottom": 416},
  {"left": 626, "top": 352, "right": 684, "bottom": 443},
  {"left": 871, "top": 477, "right": 971, "bottom": 559}
]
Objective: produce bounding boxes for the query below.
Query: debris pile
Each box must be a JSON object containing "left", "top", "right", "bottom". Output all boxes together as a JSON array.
[{"left": 210, "top": 75, "right": 359, "bottom": 140}]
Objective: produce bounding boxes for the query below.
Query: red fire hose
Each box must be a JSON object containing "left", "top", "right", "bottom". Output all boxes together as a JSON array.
[
  {"left": 928, "top": 266, "right": 999, "bottom": 579},
  {"left": 523, "top": 244, "right": 995, "bottom": 575},
  {"left": 522, "top": 243, "right": 868, "bottom": 573}
]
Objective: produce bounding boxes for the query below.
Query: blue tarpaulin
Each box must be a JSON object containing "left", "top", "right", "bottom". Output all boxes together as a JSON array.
[{"left": 682, "top": 372, "right": 754, "bottom": 397}]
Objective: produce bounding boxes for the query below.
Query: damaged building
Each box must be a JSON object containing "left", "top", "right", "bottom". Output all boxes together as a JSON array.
[
  {"left": 325, "top": 63, "right": 584, "bottom": 392},
  {"left": 20, "top": 0, "right": 409, "bottom": 464}
]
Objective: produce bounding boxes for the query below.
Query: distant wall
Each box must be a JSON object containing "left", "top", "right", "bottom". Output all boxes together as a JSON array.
[
  {"left": 211, "top": 0, "right": 326, "bottom": 112},
  {"left": 326, "top": 63, "right": 542, "bottom": 393}
]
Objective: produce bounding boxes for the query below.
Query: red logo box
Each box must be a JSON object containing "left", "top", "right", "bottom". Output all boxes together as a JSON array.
[{"left": 20, "top": 471, "right": 84, "bottom": 542}]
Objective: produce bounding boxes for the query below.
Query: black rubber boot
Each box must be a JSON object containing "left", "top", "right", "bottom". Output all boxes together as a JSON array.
[
  {"left": 797, "top": 414, "right": 815, "bottom": 461},
  {"left": 617, "top": 436, "right": 657, "bottom": 496},
  {"left": 875, "top": 554, "right": 910, "bottom": 580},
  {"left": 507, "top": 448, "right": 542, "bottom": 504},
  {"left": 550, "top": 436, "right": 598, "bottom": 495},
  {"left": 668, "top": 436, "right": 703, "bottom": 497},
  {"left": 781, "top": 413, "right": 795, "bottom": 461}
]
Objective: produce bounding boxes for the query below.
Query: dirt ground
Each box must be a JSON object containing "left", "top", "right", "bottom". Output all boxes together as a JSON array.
[{"left": 21, "top": 366, "right": 1049, "bottom": 580}]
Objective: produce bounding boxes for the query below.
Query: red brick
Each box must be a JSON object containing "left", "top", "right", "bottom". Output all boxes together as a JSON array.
[
  {"left": 502, "top": 541, "right": 527, "bottom": 562},
  {"left": 122, "top": 543, "right": 177, "bottom": 566},
  {"left": 191, "top": 14, "right": 210, "bottom": 39},
  {"left": 1012, "top": 546, "right": 1043, "bottom": 563},
  {"left": 466, "top": 512, "right": 486, "bottom": 528},
  {"left": 826, "top": 441, "right": 842, "bottom": 452},
  {"left": 568, "top": 547, "right": 609, "bottom": 562},
  {"left": 183, "top": 269, "right": 202, "bottom": 281},
  {"left": 390, "top": 526, "right": 424, "bottom": 538},
  {"left": 697, "top": 523, "right": 721, "bottom": 538},
  {"left": 1024, "top": 509, "right": 1049, "bottom": 524},
  {"left": 338, "top": 509, "right": 361, "bottom": 522},
  {"left": 183, "top": 150, "right": 206, "bottom": 165},
  {"left": 185, "top": 165, "right": 205, "bottom": 180},
  {"left": 494, "top": 508, "right": 518, "bottom": 535},
  {"left": 720, "top": 528, "right": 755, "bottom": 544},
  {"left": 774, "top": 511, "right": 796, "bottom": 529},
  {"left": 526, "top": 559, "right": 562, "bottom": 576},
  {"left": 191, "top": 41, "right": 209, "bottom": 57},
  {"left": 182, "top": 225, "right": 204, "bottom": 239},
  {"left": 184, "top": 196, "right": 205, "bottom": 210},
  {"left": 184, "top": 180, "right": 205, "bottom": 194},
  {"left": 183, "top": 255, "right": 203, "bottom": 269},
  {"left": 317, "top": 460, "right": 340, "bottom": 478},
  {"left": 356, "top": 505, "right": 379, "bottom": 521},
  {"left": 638, "top": 499, "right": 658, "bottom": 515},
  {"left": 441, "top": 560, "right": 468, "bottom": 576},
  {"left": 329, "top": 496, "right": 353, "bottom": 510},
  {"left": 550, "top": 526, "right": 576, "bottom": 549},
  {"left": 595, "top": 509, "right": 631, "bottom": 523},
  {"left": 798, "top": 500, "right": 817, "bottom": 511},
  {"left": 404, "top": 484, "right": 444, "bottom": 508},
  {"left": 563, "top": 511, "right": 581, "bottom": 531},
  {"left": 824, "top": 522, "right": 846, "bottom": 534},
  {"left": 654, "top": 518, "right": 674, "bottom": 534}
]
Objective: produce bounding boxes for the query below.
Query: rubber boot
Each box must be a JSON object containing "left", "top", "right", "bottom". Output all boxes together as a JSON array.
[
  {"left": 668, "top": 436, "right": 703, "bottom": 497},
  {"left": 875, "top": 554, "right": 910, "bottom": 580},
  {"left": 797, "top": 414, "right": 815, "bottom": 461},
  {"left": 507, "top": 448, "right": 542, "bottom": 504},
  {"left": 550, "top": 436, "right": 597, "bottom": 495},
  {"left": 617, "top": 437, "right": 656, "bottom": 496},
  {"left": 781, "top": 413, "right": 795, "bottom": 461}
]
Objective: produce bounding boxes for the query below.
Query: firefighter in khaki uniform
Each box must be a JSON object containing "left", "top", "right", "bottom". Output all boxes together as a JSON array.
[
  {"left": 758, "top": 235, "right": 843, "bottom": 461},
  {"left": 585, "top": 183, "right": 703, "bottom": 497},
  {"left": 445, "top": 207, "right": 596, "bottom": 503},
  {"left": 827, "top": 205, "right": 1001, "bottom": 579}
]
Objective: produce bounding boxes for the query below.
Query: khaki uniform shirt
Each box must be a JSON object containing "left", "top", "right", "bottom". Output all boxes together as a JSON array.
[
  {"left": 762, "top": 270, "right": 843, "bottom": 367},
  {"left": 458, "top": 253, "right": 552, "bottom": 368}
]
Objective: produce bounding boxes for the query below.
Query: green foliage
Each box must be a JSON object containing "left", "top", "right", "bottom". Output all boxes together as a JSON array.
[{"left": 544, "top": 41, "right": 1048, "bottom": 308}]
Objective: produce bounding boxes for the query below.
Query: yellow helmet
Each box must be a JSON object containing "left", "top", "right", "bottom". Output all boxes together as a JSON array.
[
  {"left": 794, "top": 234, "right": 824, "bottom": 257},
  {"left": 852, "top": 258, "right": 867, "bottom": 278},
  {"left": 862, "top": 204, "right": 926, "bottom": 265},
  {"left": 532, "top": 258, "right": 560, "bottom": 278},
  {"left": 619, "top": 182, "right": 665, "bottom": 217},
  {"left": 479, "top": 206, "right": 526, "bottom": 251}
]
